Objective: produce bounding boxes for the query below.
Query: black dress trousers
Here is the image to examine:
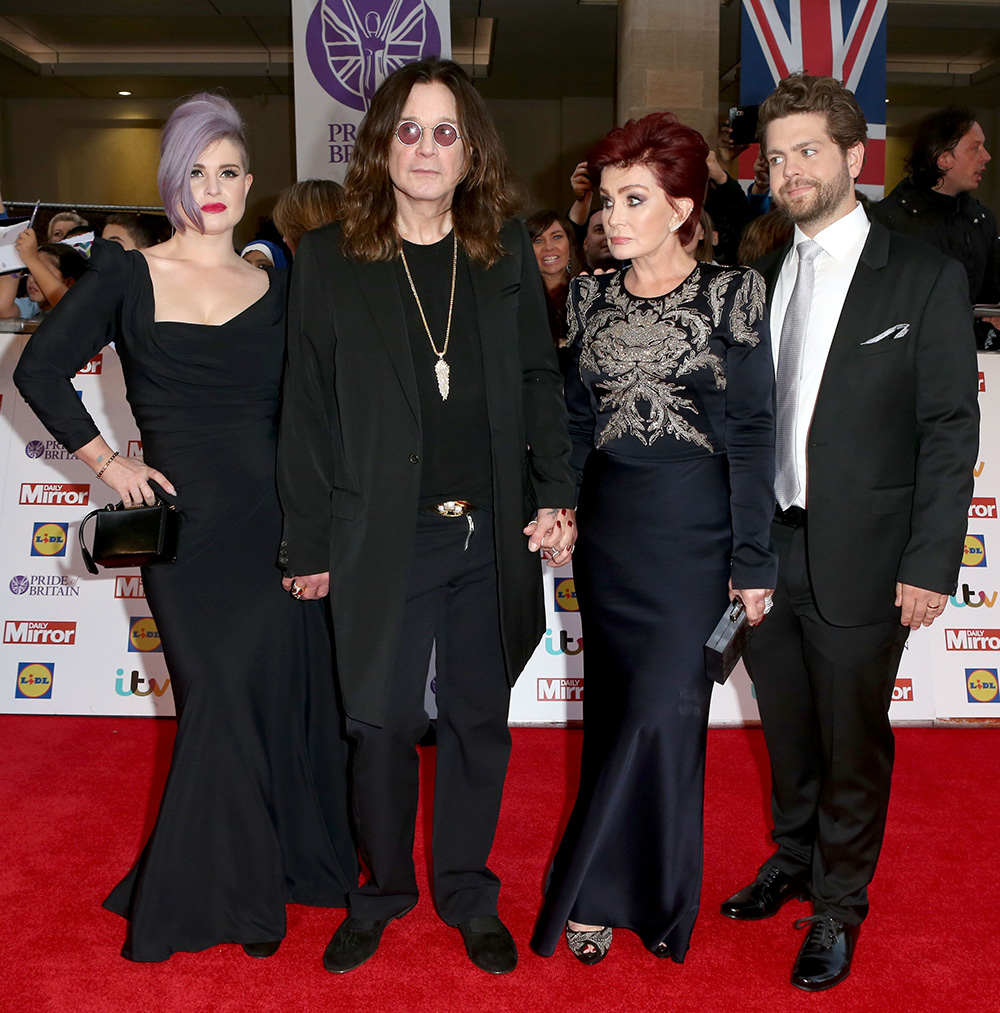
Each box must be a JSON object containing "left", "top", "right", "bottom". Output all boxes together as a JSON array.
[
  {"left": 742, "top": 516, "right": 910, "bottom": 925},
  {"left": 345, "top": 509, "right": 513, "bottom": 924}
]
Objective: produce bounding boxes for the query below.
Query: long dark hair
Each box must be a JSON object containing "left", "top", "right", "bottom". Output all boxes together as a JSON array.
[
  {"left": 338, "top": 58, "right": 523, "bottom": 266},
  {"left": 905, "top": 106, "right": 978, "bottom": 190},
  {"left": 525, "top": 209, "right": 583, "bottom": 278}
]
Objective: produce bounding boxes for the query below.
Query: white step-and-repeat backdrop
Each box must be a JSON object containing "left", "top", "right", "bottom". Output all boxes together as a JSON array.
[{"left": 2, "top": 332, "right": 998, "bottom": 725}]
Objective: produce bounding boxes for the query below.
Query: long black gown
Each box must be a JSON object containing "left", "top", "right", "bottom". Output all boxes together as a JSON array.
[
  {"left": 13, "top": 240, "right": 357, "bottom": 961},
  {"left": 531, "top": 264, "right": 777, "bottom": 960}
]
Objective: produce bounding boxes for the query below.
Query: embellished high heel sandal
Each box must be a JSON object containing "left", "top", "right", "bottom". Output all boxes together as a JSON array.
[{"left": 565, "top": 925, "right": 613, "bottom": 965}]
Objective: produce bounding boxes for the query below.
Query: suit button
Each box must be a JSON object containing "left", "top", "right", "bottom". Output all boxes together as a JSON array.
[{"left": 409, "top": 453, "right": 420, "bottom": 464}]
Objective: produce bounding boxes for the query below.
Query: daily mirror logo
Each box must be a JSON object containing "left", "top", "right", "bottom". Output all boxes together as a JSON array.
[
  {"left": 20, "top": 484, "right": 89, "bottom": 506},
  {"left": 4, "top": 620, "right": 76, "bottom": 645}
]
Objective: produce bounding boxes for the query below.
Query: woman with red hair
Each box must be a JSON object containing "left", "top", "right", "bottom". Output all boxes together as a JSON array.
[{"left": 531, "top": 113, "right": 777, "bottom": 965}]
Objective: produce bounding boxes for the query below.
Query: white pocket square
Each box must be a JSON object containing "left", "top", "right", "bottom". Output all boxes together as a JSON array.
[{"left": 860, "top": 323, "right": 910, "bottom": 345}]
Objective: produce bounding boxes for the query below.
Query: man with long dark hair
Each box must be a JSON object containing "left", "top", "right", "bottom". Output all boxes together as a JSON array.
[
  {"left": 872, "top": 106, "right": 1000, "bottom": 346},
  {"left": 277, "top": 58, "right": 576, "bottom": 975}
]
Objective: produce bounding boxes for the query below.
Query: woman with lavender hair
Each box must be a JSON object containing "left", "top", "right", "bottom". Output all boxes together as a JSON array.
[{"left": 14, "top": 93, "right": 356, "bottom": 961}]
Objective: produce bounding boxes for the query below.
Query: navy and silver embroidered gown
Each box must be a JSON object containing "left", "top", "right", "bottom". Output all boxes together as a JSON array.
[{"left": 532, "top": 264, "right": 778, "bottom": 960}]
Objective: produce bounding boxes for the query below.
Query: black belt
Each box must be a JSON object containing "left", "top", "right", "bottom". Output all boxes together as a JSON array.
[{"left": 774, "top": 504, "right": 807, "bottom": 526}]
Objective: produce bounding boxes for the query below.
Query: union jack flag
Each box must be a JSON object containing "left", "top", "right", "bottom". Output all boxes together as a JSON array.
[{"left": 740, "top": 0, "right": 887, "bottom": 188}]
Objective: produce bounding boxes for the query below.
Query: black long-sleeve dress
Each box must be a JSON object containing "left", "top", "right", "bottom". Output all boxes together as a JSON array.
[
  {"left": 13, "top": 239, "right": 357, "bottom": 961},
  {"left": 531, "top": 264, "right": 777, "bottom": 960}
]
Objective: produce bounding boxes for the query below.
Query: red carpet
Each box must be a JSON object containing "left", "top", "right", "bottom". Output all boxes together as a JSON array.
[{"left": 1, "top": 716, "right": 996, "bottom": 1012}]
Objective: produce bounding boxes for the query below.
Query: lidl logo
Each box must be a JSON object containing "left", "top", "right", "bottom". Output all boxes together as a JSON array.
[
  {"left": 554, "top": 577, "right": 578, "bottom": 612},
  {"left": 31, "top": 522, "right": 68, "bottom": 557},
  {"left": 963, "top": 535, "right": 987, "bottom": 567},
  {"left": 966, "top": 668, "right": 999, "bottom": 703},
  {"left": 16, "top": 662, "right": 53, "bottom": 699},
  {"left": 128, "top": 616, "right": 162, "bottom": 653}
]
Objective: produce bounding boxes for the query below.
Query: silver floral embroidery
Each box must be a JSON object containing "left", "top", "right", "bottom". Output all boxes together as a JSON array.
[{"left": 577, "top": 267, "right": 766, "bottom": 451}]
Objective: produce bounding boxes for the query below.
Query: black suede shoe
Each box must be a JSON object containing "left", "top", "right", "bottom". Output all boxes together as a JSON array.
[
  {"left": 322, "top": 917, "right": 393, "bottom": 973},
  {"left": 791, "top": 916, "right": 859, "bottom": 992},
  {"left": 456, "top": 916, "right": 518, "bottom": 974},
  {"left": 242, "top": 939, "right": 281, "bottom": 959},
  {"left": 720, "top": 865, "right": 808, "bottom": 920}
]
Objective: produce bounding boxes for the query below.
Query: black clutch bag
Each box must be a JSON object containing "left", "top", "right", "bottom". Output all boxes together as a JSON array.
[
  {"left": 704, "top": 599, "right": 755, "bottom": 685},
  {"left": 79, "top": 500, "right": 180, "bottom": 575}
]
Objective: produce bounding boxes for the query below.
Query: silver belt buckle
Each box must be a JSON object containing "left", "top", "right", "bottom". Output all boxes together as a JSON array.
[{"left": 434, "top": 500, "right": 473, "bottom": 517}]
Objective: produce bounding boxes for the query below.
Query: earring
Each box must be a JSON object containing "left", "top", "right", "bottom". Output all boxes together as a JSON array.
[{"left": 669, "top": 222, "right": 681, "bottom": 233}]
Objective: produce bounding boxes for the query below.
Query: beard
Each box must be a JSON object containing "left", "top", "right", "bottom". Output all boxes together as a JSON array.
[{"left": 774, "top": 159, "right": 853, "bottom": 227}]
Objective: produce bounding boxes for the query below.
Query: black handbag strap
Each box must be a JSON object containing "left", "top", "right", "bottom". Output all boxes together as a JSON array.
[{"left": 78, "top": 506, "right": 104, "bottom": 576}]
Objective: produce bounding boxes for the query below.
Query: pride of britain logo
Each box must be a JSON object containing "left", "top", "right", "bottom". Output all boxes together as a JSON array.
[{"left": 306, "top": 0, "right": 442, "bottom": 110}]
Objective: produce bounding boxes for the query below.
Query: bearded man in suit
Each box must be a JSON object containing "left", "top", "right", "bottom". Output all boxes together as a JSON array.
[{"left": 719, "top": 74, "right": 979, "bottom": 992}]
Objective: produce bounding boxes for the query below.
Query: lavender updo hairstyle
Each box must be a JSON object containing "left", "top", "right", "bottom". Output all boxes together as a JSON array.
[{"left": 158, "top": 93, "right": 248, "bottom": 234}]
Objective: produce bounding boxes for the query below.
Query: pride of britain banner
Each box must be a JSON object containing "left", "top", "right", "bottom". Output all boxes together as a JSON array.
[
  {"left": 2, "top": 329, "right": 997, "bottom": 725},
  {"left": 292, "top": 0, "right": 452, "bottom": 183}
]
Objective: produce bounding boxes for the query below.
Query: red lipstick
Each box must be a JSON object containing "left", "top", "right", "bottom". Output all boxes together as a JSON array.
[{"left": 201, "top": 202, "right": 227, "bottom": 213}]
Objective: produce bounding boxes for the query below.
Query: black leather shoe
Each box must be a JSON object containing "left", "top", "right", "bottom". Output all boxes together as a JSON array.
[
  {"left": 791, "top": 916, "right": 859, "bottom": 991},
  {"left": 322, "top": 905, "right": 415, "bottom": 973},
  {"left": 456, "top": 916, "right": 518, "bottom": 974},
  {"left": 720, "top": 865, "right": 808, "bottom": 920},
  {"left": 242, "top": 939, "right": 281, "bottom": 958},
  {"left": 322, "top": 917, "right": 393, "bottom": 973}
]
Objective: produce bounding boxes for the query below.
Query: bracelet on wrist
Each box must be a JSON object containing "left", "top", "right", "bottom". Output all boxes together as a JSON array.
[{"left": 96, "top": 450, "right": 119, "bottom": 479}]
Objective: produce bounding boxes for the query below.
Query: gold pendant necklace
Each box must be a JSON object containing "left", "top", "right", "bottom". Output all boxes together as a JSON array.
[{"left": 399, "top": 232, "right": 458, "bottom": 401}]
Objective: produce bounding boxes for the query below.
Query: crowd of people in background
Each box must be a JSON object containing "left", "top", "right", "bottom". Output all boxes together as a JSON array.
[
  {"left": 6, "top": 99, "right": 995, "bottom": 347},
  {"left": 0, "top": 176, "right": 347, "bottom": 321}
]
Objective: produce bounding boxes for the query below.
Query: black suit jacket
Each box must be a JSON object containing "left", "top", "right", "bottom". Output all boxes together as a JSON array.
[
  {"left": 756, "top": 218, "right": 979, "bottom": 626},
  {"left": 277, "top": 220, "right": 576, "bottom": 727}
]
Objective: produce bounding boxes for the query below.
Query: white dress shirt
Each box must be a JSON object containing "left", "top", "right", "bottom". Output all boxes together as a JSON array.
[{"left": 770, "top": 201, "right": 870, "bottom": 509}]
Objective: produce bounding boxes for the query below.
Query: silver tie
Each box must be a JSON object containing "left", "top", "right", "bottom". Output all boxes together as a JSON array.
[{"left": 774, "top": 239, "right": 823, "bottom": 510}]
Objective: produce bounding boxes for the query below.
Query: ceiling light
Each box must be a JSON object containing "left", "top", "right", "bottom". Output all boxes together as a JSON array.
[{"left": 118, "top": 90, "right": 132, "bottom": 96}]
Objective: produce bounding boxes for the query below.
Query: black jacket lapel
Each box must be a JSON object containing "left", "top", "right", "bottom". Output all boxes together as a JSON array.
[{"left": 351, "top": 256, "right": 420, "bottom": 426}]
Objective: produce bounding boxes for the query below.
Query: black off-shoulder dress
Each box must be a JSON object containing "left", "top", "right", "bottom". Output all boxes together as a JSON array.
[{"left": 14, "top": 240, "right": 357, "bottom": 961}]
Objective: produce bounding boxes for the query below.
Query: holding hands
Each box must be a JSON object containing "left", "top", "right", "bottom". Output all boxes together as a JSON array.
[{"left": 525, "top": 507, "right": 578, "bottom": 567}]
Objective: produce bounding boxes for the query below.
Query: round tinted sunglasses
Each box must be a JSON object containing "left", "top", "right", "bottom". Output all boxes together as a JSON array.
[{"left": 395, "top": 120, "right": 462, "bottom": 147}]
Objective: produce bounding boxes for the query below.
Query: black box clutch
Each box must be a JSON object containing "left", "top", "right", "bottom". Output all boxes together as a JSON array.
[
  {"left": 704, "top": 599, "right": 755, "bottom": 685},
  {"left": 79, "top": 500, "right": 180, "bottom": 575}
]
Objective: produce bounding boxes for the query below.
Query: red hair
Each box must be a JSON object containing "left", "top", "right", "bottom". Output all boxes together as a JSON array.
[{"left": 587, "top": 112, "right": 709, "bottom": 247}]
